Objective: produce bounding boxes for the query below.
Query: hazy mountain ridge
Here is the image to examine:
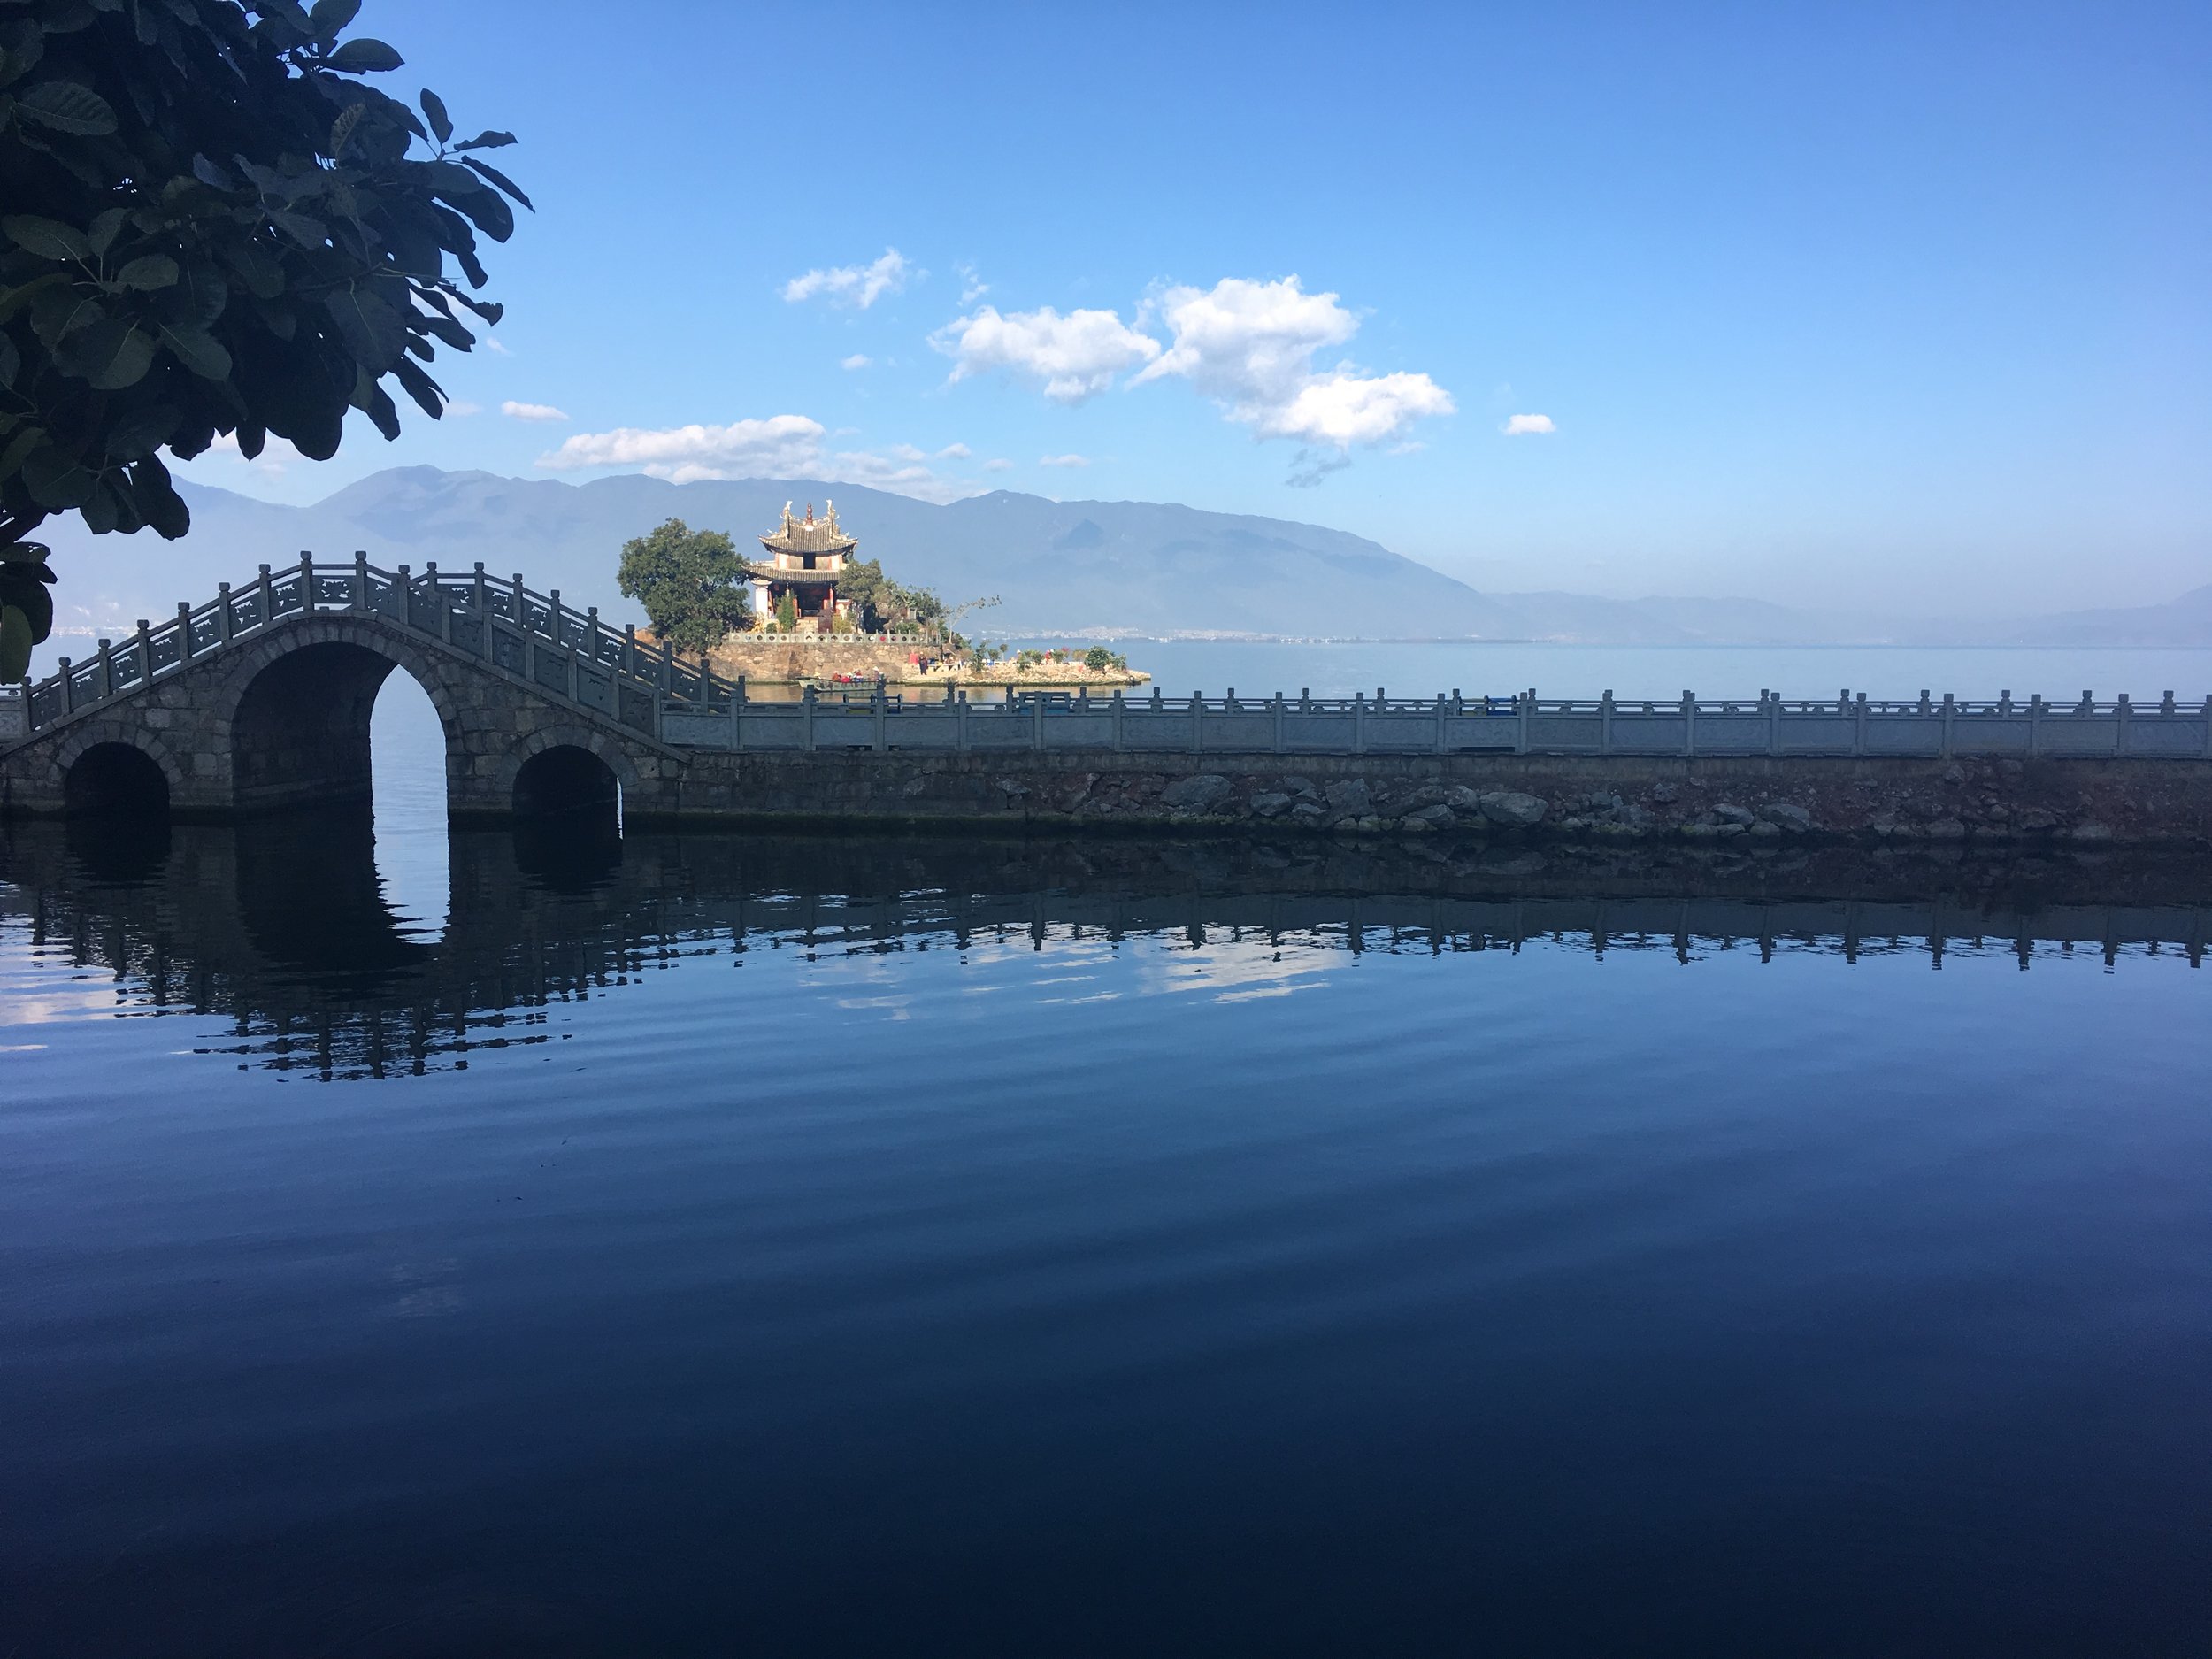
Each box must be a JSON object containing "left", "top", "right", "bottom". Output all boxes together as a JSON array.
[{"left": 27, "top": 465, "right": 2212, "bottom": 649}]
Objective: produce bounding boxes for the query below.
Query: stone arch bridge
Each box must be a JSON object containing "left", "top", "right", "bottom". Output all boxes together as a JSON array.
[
  {"left": 4, "top": 554, "right": 2208, "bottom": 840},
  {"left": 0, "top": 557, "right": 691, "bottom": 821}
]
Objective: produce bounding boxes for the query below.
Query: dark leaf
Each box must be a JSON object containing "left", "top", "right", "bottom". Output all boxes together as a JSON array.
[
  {"left": 419, "top": 88, "right": 451, "bottom": 143},
  {"left": 325, "top": 285, "right": 405, "bottom": 365},
  {"left": 58, "top": 319, "right": 155, "bottom": 389},
  {"left": 307, "top": 0, "right": 362, "bottom": 38},
  {"left": 0, "top": 333, "right": 17, "bottom": 388},
  {"left": 80, "top": 479, "right": 120, "bottom": 534},
  {"left": 190, "top": 153, "right": 238, "bottom": 191},
  {"left": 325, "top": 36, "right": 403, "bottom": 73},
  {"left": 87, "top": 207, "right": 129, "bottom": 256},
  {"left": 14, "top": 81, "right": 118, "bottom": 135},
  {"left": 454, "top": 129, "right": 517, "bottom": 150},
  {"left": 329, "top": 101, "right": 365, "bottom": 156},
  {"left": 0, "top": 608, "right": 32, "bottom": 681},
  {"left": 113, "top": 254, "right": 180, "bottom": 291},
  {"left": 22, "top": 447, "right": 98, "bottom": 510},
  {"left": 235, "top": 422, "right": 265, "bottom": 459},
  {"left": 157, "top": 320, "right": 233, "bottom": 378},
  {"left": 106, "top": 403, "right": 181, "bottom": 459},
  {"left": 461, "top": 156, "right": 532, "bottom": 210},
  {"left": 129, "top": 457, "right": 190, "bottom": 538},
  {"left": 391, "top": 354, "right": 445, "bottom": 417},
  {"left": 0, "top": 425, "right": 42, "bottom": 475},
  {"left": 269, "top": 209, "right": 328, "bottom": 248},
  {"left": 3, "top": 216, "right": 90, "bottom": 262}
]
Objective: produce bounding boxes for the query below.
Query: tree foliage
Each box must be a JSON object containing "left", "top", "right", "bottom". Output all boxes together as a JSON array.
[
  {"left": 836, "top": 555, "right": 948, "bottom": 634},
  {"left": 0, "top": 0, "right": 528, "bottom": 676},
  {"left": 617, "top": 518, "right": 754, "bottom": 655}
]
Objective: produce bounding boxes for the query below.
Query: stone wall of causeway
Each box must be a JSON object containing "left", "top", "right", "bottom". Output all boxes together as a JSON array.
[{"left": 634, "top": 749, "right": 2212, "bottom": 849}]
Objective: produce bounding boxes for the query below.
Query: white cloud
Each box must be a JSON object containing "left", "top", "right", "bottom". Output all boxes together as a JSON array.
[
  {"left": 957, "top": 262, "right": 988, "bottom": 303},
  {"left": 1133, "top": 276, "right": 1454, "bottom": 456},
  {"left": 446, "top": 400, "right": 482, "bottom": 417},
  {"left": 535, "top": 414, "right": 985, "bottom": 503},
  {"left": 840, "top": 353, "right": 872, "bottom": 371},
  {"left": 484, "top": 337, "right": 511, "bottom": 357},
  {"left": 783, "top": 248, "right": 909, "bottom": 309},
  {"left": 502, "top": 400, "right": 569, "bottom": 422},
  {"left": 539, "top": 416, "right": 827, "bottom": 482},
  {"left": 1039, "top": 453, "right": 1091, "bottom": 468},
  {"left": 935, "top": 442, "right": 971, "bottom": 459},
  {"left": 1502, "top": 412, "right": 1557, "bottom": 435},
  {"left": 931, "top": 304, "right": 1160, "bottom": 403},
  {"left": 982, "top": 457, "right": 1014, "bottom": 472}
]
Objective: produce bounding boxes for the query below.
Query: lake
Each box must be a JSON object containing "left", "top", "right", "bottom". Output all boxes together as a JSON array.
[{"left": 2, "top": 641, "right": 2208, "bottom": 1656}]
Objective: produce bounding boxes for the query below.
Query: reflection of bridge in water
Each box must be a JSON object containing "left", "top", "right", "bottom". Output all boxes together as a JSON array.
[{"left": 4, "top": 822, "right": 2205, "bottom": 1080}]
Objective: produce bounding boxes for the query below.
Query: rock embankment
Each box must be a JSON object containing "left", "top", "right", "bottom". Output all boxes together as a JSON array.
[{"left": 650, "top": 749, "right": 2212, "bottom": 849}]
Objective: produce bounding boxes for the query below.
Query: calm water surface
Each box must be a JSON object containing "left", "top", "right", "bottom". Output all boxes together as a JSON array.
[{"left": 1, "top": 677, "right": 2208, "bottom": 1656}]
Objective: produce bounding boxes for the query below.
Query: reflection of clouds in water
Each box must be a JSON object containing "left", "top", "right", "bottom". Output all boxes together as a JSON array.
[
  {"left": 387, "top": 1258, "right": 465, "bottom": 1319},
  {"left": 1139, "top": 936, "right": 1334, "bottom": 1005},
  {"left": 835, "top": 995, "right": 915, "bottom": 1022}
]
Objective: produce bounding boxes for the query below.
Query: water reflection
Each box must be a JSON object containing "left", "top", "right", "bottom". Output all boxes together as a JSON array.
[{"left": 3, "top": 819, "right": 2205, "bottom": 1082}]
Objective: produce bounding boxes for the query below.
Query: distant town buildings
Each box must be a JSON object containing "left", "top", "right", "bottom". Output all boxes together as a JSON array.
[{"left": 752, "top": 502, "right": 856, "bottom": 632}]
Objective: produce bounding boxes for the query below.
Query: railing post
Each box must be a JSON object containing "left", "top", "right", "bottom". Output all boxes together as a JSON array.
[
  {"left": 802, "top": 683, "right": 816, "bottom": 752},
  {"left": 1680, "top": 691, "right": 1694, "bottom": 757},
  {"left": 1189, "top": 692, "right": 1202, "bottom": 755},
  {"left": 1035, "top": 688, "right": 1046, "bottom": 750},
  {"left": 176, "top": 602, "right": 195, "bottom": 664},
  {"left": 396, "top": 565, "right": 411, "bottom": 632},
  {"left": 1354, "top": 692, "right": 1367, "bottom": 755},
  {"left": 256, "top": 564, "right": 273, "bottom": 631},
  {"left": 1272, "top": 692, "right": 1285, "bottom": 756},
  {"left": 2028, "top": 695, "right": 2042, "bottom": 757},
  {"left": 58, "top": 657, "right": 73, "bottom": 713},
  {"left": 472, "top": 562, "right": 488, "bottom": 617},
  {"left": 1601, "top": 690, "right": 1615, "bottom": 755},
  {"left": 217, "top": 583, "right": 234, "bottom": 645},
  {"left": 427, "top": 563, "right": 453, "bottom": 644},
  {"left": 2116, "top": 692, "right": 2131, "bottom": 757},
  {"left": 1434, "top": 693, "right": 1448, "bottom": 755},
  {"left": 1855, "top": 694, "right": 1869, "bottom": 757},
  {"left": 297, "top": 551, "right": 314, "bottom": 612},
  {"left": 1940, "top": 693, "right": 1955, "bottom": 757},
  {"left": 2202, "top": 695, "right": 2212, "bottom": 758},
  {"left": 18, "top": 674, "right": 34, "bottom": 736},
  {"left": 353, "top": 550, "right": 369, "bottom": 611},
  {"left": 549, "top": 590, "right": 563, "bottom": 647},
  {"left": 624, "top": 624, "right": 638, "bottom": 678},
  {"left": 586, "top": 607, "right": 600, "bottom": 665},
  {"left": 134, "top": 619, "right": 152, "bottom": 688},
  {"left": 96, "top": 637, "right": 114, "bottom": 701},
  {"left": 1767, "top": 690, "right": 1780, "bottom": 756},
  {"left": 733, "top": 674, "right": 746, "bottom": 751},
  {"left": 1111, "top": 689, "right": 1124, "bottom": 753},
  {"left": 956, "top": 688, "right": 969, "bottom": 752},
  {"left": 511, "top": 573, "right": 526, "bottom": 631}
]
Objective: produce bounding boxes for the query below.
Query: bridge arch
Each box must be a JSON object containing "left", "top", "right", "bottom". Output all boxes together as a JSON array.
[
  {"left": 503, "top": 726, "right": 640, "bottom": 825},
  {"left": 211, "top": 621, "right": 465, "bottom": 814},
  {"left": 50, "top": 723, "right": 185, "bottom": 818}
]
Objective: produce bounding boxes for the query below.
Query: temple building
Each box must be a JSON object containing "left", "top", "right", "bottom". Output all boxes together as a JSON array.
[{"left": 752, "top": 501, "right": 856, "bottom": 632}]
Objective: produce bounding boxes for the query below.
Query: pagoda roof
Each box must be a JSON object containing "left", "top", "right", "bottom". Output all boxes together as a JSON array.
[
  {"left": 762, "top": 567, "right": 841, "bottom": 585},
  {"left": 760, "top": 501, "right": 857, "bottom": 557}
]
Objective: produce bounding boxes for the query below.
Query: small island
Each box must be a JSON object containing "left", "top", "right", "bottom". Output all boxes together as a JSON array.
[{"left": 620, "top": 503, "right": 1149, "bottom": 691}]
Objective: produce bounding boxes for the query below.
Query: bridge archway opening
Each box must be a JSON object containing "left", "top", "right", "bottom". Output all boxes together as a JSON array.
[
  {"left": 513, "top": 744, "right": 623, "bottom": 833},
  {"left": 369, "top": 669, "right": 451, "bottom": 944},
  {"left": 65, "top": 741, "right": 171, "bottom": 818},
  {"left": 233, "top": 641, "right": 417, "bottom": 814}
]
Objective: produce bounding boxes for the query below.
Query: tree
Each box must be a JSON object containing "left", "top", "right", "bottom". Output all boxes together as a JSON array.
[
  {"left": 836, "top": 554, "right": 950, "bottom": 635},
  {"left": 0, "top": 0, "right": 530, "bottom": 678},
  {"left": 774, "top": 589, "right": 797, "bottom": 634},
  {"left": 616, "top": 518, "right": 753, "bottom": 655}
]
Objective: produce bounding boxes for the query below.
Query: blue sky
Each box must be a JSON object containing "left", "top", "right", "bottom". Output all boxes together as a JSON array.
[{"left": 176, "top": 0, "right": 2210, "bottom": 614}]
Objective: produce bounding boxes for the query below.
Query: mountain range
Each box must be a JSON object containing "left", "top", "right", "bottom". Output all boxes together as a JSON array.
[{"left": 28, "top": 465, "right": 2212, "bottom": 650}]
